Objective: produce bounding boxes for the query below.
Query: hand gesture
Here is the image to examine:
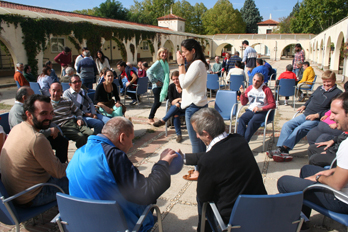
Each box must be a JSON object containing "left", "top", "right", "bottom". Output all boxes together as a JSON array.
[
  {"left": 316, "top": 140, "right": 335, "bottom": 150},
  {"left": 239, "top": 85, "right": 244, "bottom": 94},
  {"left": 297, "top": 105, "right": 306, "bottom": 113},
  {"left": 160, "top": 148, "right": 178, "bottom": 165},
  {"left": 176, "top": 51, "right": 184, "bottom": 65},
  {"left": 77, "top": 119, "right": 84, "bottom": 126}
]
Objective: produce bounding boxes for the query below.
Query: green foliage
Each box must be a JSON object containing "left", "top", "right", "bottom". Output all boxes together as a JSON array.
[
  {"left": 290, "top": 0, "right": 348, "bottom": 34},
  {"left": 240, "top": 0, "right": 263, "bottom": 33},
  {"left": 289, "top": 2, "right": 300, "bottom": 17},
  {"left": 94, "top": 0, "right": 129, "bottom": 20},
  {"left": 112, "top": 37, "right": 127, "bottom": 61},
  {"left": 73, "top": 8, "right": 97, "bottom": 15},
  {"left": 128, "top": 0, "right": 174, "bottom": 25},
  {"left": 273, "top": 16, "right": 292, "bottom": 33},
  {"left": 202, "top": 0, "right": 245, "bottom": 35}
]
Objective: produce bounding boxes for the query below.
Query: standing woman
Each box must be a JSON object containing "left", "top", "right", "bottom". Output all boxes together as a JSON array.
[
  {"left": 147, "top": 47, "right": 170, "bottom": 124},
  {"left": 177, "top": 39, "right": 208, "bottom": 153},
  {"left": 95, "top": 50, "right": 110, "bottom": 78}
]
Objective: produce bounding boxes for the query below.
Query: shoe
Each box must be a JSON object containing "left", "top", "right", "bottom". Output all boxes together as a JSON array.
[
  {"left": 130, "top": 100, "right": 137, "bottom": 105},
  {"left": 147, "top": 119, "right": 154, "bottom": 125},
  {"left": 284, "top": 100, "right": 288, "bottom": 106},
  {"left": 273, "top": 153, "right": 293, "bottom": 162},
  {"left": 266, "top": 148, "right": 282, "bottom": 158},
  {"left": 153, "top": 120, "right": 165, "bottom": 127},
  {"left": 188, "top": 169, "right": 195, "bottom": 175},
  {"left": 298, "top": 94, "right": 305, "bottom": 102},
  {"left": 183, "top": 174, "right": 198, "bottom": 181},
  {"left": 176, "top": 135, "right": 182, "bottom": 143}
]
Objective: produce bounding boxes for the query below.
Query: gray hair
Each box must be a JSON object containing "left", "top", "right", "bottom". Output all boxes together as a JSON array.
[
  {"left": 296, "top": 61, "right": 303, "bottom": 65},
  {"left": 65, "top": 67, "right": 74, "bottom": 75},
  {"left": 190, "top": 108, "right": 225, "bottom": 138},
  {"left": 286, "top": 64, "right": 293, "bottom": 72},
  {"left": 83, "top": 50, "right": 91, "bottom": 57},
  {"left": 102, "top": 117, "right": 134, "bottom": 139},
  {"left": 254, "top": 73, "right": 264, "bottom": 81},
  {"left": 15, "top": 86, "right": 31, "bottom": 101},
  {"left": 126, "top": 62, "right": 132, "bottom": 67},
  {"left": 16, "top": 63, "right": 23, "bottom": 68}
]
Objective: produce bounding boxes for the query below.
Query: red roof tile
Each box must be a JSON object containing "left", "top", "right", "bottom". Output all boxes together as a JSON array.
[
  {"left": 257, "top": 19, "right": 279, "bottom": 25},
  {"left": 157, "top": 14, "right": 186, "bottom": 21}
]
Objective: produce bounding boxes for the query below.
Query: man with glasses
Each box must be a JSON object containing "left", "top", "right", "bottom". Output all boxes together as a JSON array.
[{"left": 63, "top": 75, "right": 109, "bottom": 134}]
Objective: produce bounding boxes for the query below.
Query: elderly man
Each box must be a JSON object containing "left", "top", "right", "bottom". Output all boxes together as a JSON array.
[
  {"left": 268, "top": 70, "right": 342, "bottom": 162},
  {"left": 77, "top": 50, "right": 98, "bottom": 89},
  {"left": 61, "top": 67, "right": 75, "bottom": 83},
  {"left": 14, "top": 62, "right": 29, "bottom": 86},
  {"left": 74, "top": 47, "right": 90, "bottom": 71},
  {"left": 298, "top": 61, "right": 315, "bottom": 101},
  {"left": 182, "top": 108, "right": 267, "bottom": 231},
  {"left": 242, "top": 40, "right": 257, "bottom": 71},
  {"left": 247, "top": 58, "right": 270, "bottom": 83},
  {"left": 296, "top": 61, "right": 304, "bottom": 81},
  {"left": 237, "top": 73, "right": 276, "bottom": 142},
  {"left": 9, "top": 86, "right": 69, "bottom": 163},
  {"left": 206, "top": 59, "right": 213, "bottom": 74},
  {"left": 0, "top": 94, "right": 68, "bottom": 207},
  {"left": 67, "top": 117, "right": 176, "bottom": 231},
  {"left": 212, "top": 56, "right": 222, "bottom": 77},
  {"left": 277, "top": 92, "right": 348, "bottom": 230},
  {"left": 63, "top": 75, "right": 109, "bottom": 134},
  {"left": 54, "top": 46, "right": 72, "bottom": 77},
  {"left": 50, "top": 83, "right": 94, "bottom": 148}
]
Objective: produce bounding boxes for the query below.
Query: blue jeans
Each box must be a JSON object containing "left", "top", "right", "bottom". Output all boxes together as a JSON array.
[
  {"left": 82, "top": 78, "right": 94, "bottom": 89},
  {"left": 237, "top": 109, "right": 268, "bottom": 142},
  {"left": 30, "top": 176, "right": 69, "bottom": 207},
  {"left": 185, "top": 104, "right": 207, "bottom": 153},
  {"left": 293, "top": 68, "right": 299, "bottom": 76},
  {"left": 277, "top": 165, "right": 348, "bottom": 218},
  {"left": 163, "top": 104, "right": 185, "bottom": 136},
  {"left": 84, "top": 113, "right": 110, "bottom": 134},
  {"left": 276, "top": 114, "right": 319, "bottom": 150}
]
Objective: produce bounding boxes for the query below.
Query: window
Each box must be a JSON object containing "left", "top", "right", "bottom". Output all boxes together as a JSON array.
[
  {"left": 51, "top": 37, "right": 65, "bottom": 53},
  {"left": 266, "top": 29, "right": 272, "bottom": 34},
  {"left": 143, "top": 41, "right": 149, "bottom": 51}
]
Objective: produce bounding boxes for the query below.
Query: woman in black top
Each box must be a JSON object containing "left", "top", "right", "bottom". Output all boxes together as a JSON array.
[
  {"left": 153, "top": 71, "right": 185, "bottom": 143},
  {"left": 95, "top": 69, "right": 124, "bottom": 117}
]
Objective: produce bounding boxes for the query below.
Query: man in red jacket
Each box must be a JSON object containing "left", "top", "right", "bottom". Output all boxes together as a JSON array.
[
  {"left": 54, "top": 47, "right": 71, "bottom": 77},
  {"left": 237, "top": 73, "right": 276, "bottom": 142}
]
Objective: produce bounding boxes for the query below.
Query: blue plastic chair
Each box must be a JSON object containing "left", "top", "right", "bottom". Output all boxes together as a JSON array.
[
  {"left": 248, "top": 75, "right": 253, "bottom": 86},
  {"left": 0, "top": 179, "right": 64, "bottom": 232},
  {"left": 276, "top": 79, "right": 297, "bottom": 109},
  {"left": 0, "top": 113, "right": 10, "bottom": 134},
  {"left": 210, "top": 90, "right": 238, "bottom": 133},
  {"left": 54, "top": 192, "right": 163, "bottom": 232},
  {"left": 15, "top": 81, "right": 20, "bottom": 88},
  {"left": 297, "top": 75, "right": 317, "bottom": 99},
  {"left": 207, "top": 74, "right": 220, "bottom": 98},
  {"left": 229, "top": 75, "right": 245, "bottom": 92},
  {"left": 124, "top": 76, "right": 149, "bottom": 104},
  {"left": 61, "top": 83, "right": 70, "bottom": 92},
  {"left": 29, "top": 82, "right": 42, "bottom": 95},
  {"left": 303, "top": 183, "right": 348, "bottom": 228},
  {"left": 201, "top": 191, "right": 304, "bottom": 232}
]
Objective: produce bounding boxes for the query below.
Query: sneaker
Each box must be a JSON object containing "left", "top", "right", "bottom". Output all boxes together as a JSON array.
[
  {"left": 176, "top": 135, "right": 182, "bottom": 143},
  {"left": 130, "top": 100, "right": 137, "bottom": 105},
  {"left": 284, "top": 100, "right": 288, "bottom": 106},
  {"left": 273, "top": 153, "right": 293, "bottom": 162},
  {"left": 153, "top": 120, "right": 165, "bottom": 127},
  {"left": 266, "top": 148, "right": 281, "bottom": 158}
]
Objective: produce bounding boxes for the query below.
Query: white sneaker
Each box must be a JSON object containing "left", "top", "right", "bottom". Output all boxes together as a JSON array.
[{"left": 284, "top": 100, "right": 288, "bottom": 106}]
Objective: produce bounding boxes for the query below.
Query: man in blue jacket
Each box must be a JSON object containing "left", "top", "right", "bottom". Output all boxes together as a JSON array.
[
  {"left": 248, "top": 58, "right": 270, "bottom": 83},
  {"left": 77, "top": 50, "right": 98, "bottom": 89},
  {"left": 66, "top": 117, "right": 177, "bottom": 231}
]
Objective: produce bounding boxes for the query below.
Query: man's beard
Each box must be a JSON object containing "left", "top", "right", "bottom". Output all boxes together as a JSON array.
[{"left": 32, "top": 115, "right": 51, "bottom": 130}]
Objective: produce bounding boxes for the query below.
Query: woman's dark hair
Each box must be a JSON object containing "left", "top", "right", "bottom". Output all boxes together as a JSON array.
[
  {"left": 45, "top": 60, "right": 52, "bottom": 67},
  {"left": 41, "top": 67, "right": 51, "bottom": 76},
  {"left": 96, "top": 50, "right": 106, "bottom": 63},
  {"left": 171, "top": 71, "right": 179, "bottom": 78},
  {"left": 181, "top": 39, "right": 208, "bottom": 69},
  {"left": 24, "top": 64, "right": 30, "bottom": 73}
]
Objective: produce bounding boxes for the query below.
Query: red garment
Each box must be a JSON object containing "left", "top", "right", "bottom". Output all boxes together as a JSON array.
[
  {"left": 14, "top": 71, "right": 29, "bottom": 86},
  {"left": 122, "top": 70, "right": 136, "bottom": 83},
  {"left": 240, "top": 84, "right": 276, "bottom": 111},
  {"left": 138, "top": 69, "right": 146, "bottom": 78},
  {"left": 278, "top": 71, "right": 297, "bottom": 81},
  {"left": 54, "top": 51, "right": 71, "bottom": 67}
]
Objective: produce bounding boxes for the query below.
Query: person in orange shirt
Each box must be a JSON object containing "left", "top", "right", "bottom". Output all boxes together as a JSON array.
[{"left": 14, "top": 63, "right": 29, "bottom": 87}]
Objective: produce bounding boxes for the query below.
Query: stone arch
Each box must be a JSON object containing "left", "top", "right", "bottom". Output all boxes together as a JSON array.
[
  {"left": 324, "top": 36, "right": 332, "bottom": 69},
  {"left": 214, "top": 43, "right": 234, "bottom": 57},
  {"left": 318, "top": 39, "right": 323, "bottom": 64},
  {"left": 315, "top": 40, "right": 319, "bottom": 63},
  {"left": 0, "top": 36, "right": 16, "bottom": 72},
  {"left": 279, "top": 43, "right": 306, "bottom": 60},
  {"left": 136, "top": 39, "right": 154, "bottom": 63},
  {"left": 250, "top": 42, "right": 271, "bottom": 57},
  {"left": 163, "top": 39, "right": 174, "bottom": 60},
  {"left": 331, "top": 31, "right": 345, "bottom": 72}
]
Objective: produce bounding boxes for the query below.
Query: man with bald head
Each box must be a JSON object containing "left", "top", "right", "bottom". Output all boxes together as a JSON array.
[{"left": 50, "top": 82, "right": 94, "bottom": 148}]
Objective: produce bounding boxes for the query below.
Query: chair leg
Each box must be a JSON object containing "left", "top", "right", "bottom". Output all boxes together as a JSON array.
[
  {"left": 15, "top": 223, "right": 20, "bottom": 232},
  {"left": 263, "top": 125, "right": 267, "bottom": 152}
]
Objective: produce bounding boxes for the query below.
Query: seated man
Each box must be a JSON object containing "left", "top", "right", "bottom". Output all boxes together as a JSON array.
[
  {"left": 247, "top": 58, "right": 269, "bottom": 83},
  {"left": 275, "top": 64, "right": 297, "bottom": 106},
  {"left": 50, "top": 83, "right": 95, "bottom": 148},
  {"left": 9, "top": 86, "right": 68, "bottom": 163},
  {"left": 67, "top": 117, "right": 176, "bottom": 231},
  {"left": 182, "top": 108, "right": 267, "bottom": 231},
  {"left": 63, "top": 75, "right": 109, "bottom": 134},
  {"left": 277, "top": 92, "right": 348, "bottom": 229},
  {"left": 296, "top": 61, "right": 304, "bottom": 81},
  {"left": 268, "top": 70, "right": 342, "bottom": 162},
  {"left": 117, "top": 61, "right": 138, "bottom": 105},
  {"left": 227, "top": 60, "right": 247, "bottom": 83},
  {"left": 14, "top": 62, "right": 29, "bottom": 87},
  {"left": 298, "top": 61, "right": 315, "bottom": 101},
  {"left": 0, "top": 94, "right": 68, "bottom": 207},
  {"left": 60, "top": 67, "right": 75, "bottom": 83},
  {"left": 237, "top": 73, "right": 275, "bottom": 142}
]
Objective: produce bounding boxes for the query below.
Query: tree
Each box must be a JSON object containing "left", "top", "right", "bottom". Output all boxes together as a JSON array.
[
  {"left": 290, "top": 0, "right": 348, "bottom": 34},
  {"left": 192, "top": 3, "right": 207, "bottom": 34},
  {"left": 289, "top": 2, "right": 300, "bottom": 17},
  {"left": 240, "top": 0, "right": 263, "bottom": 33},
  {"left": 202, "top": 0, "right": 245, "bottom": 35},
  {"left": 128, "top": 0, "right": 174, "bottom": 25},
  {"left": 273, "top": 16, "right": 292, "bottom": 33},
  {"left": 94, "top": 0, "right": 129, "bottom": 20},
  {"left": 73, "top": 8, "right": 97, "bottom": 16}
]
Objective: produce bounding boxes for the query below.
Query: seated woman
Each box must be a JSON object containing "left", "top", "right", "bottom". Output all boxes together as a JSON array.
[
  {"left": 37, "top": 67, "right": 54, "bottom": 96},
  {"left": 153, "top": 71, "right": 185, "bottom": 143},
  {"left": 95, "top": 69, "right": 125, "bottom": 117}
]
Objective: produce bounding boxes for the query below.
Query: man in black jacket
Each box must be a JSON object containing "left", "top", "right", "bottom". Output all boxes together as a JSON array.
[{"left": 181, "top": 108, "right": 267, "bottom": 231}]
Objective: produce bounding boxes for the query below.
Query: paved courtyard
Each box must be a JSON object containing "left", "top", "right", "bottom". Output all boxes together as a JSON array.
[{"left": 0, "top": 59, "right": 346, "bottom": 231}]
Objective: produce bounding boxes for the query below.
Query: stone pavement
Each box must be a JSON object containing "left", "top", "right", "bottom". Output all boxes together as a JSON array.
[{"left": 0, "top": 59, "right": 347, "bottom": 231}]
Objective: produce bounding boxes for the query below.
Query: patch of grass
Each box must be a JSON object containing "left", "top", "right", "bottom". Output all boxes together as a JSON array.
[{"left": 0, "top": 103, "right": 12, "bottom": 111}]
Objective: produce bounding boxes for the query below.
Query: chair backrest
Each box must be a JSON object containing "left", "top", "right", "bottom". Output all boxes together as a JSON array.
[
  {"left": 309, "top": 75, "right": 317, "bottom": 90},
  {"left": 56, "top": 193, "right": 129, "bottom": 232},
  {"left": 15, "top": 81, "right": 21, "bottom": 88},
  {"left": 228, "top": 192, "right": 303, "bottom": 232},
  {"left": 61, "top": 83, "right": 70, "bottom": 92},
  {"left": 278, "top": 79, "right": 296, "bottom": 97},
  {"left": 136, "top": 76, "right": 149, "bottom": 95},
  {"left": 0, "top": 179, "right": 17, "bottom": 225},
  {"left": 229, "top": 75, "right": 244, "bottom": 91},
  {"left": 207, "top": 74, "right": 219, "bottom": 91},
  {"left": 248, "top": 75, "right": 253, "bottom": 86},
  {"left": 214, "top": 90, "right": 238, "bottom": 119},
  {"left": 0, "top": 113, "right": 10, "bottom": 134},
  {"left": 29, "top": 82, "right": 42, "bottom": 95}
]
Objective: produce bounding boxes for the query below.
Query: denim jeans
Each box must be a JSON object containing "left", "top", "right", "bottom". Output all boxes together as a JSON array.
[
  {"left": 30, "top": 176, "right": 69, "bottom": 207},
  {"left": 277, "top": 165, "right": 348, "bottom": 218},
  {"left": 149, "top": 87, "right": 162, "bottom": 119},
  {"left": 163, "top": 104, "right": 185, "bottom": 136},
  {"left": 84, "top": 113, "right": 110, "bottom": 134},
  {"left": 293, "top": 68, "right": 299, "bottom": 76},
  {"left": 276, "top": 114, "right": 319, "bottom": 150},
  {"left": 82, "top": 78, "right": 94, "bottom": 89},
  {"left": 186, "top": 104, "right": 207, "bottom": 153},
  {"left": 237, "top": 109, "right": 268, "bottom": 142}
]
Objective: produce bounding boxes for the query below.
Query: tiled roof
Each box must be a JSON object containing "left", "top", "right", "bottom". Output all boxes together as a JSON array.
[
  {"left": 257, "top": 19, "right": 279, "bottom": 25},
  {"left": 157, "top": 14, "right": 186, "bottom": 21}
]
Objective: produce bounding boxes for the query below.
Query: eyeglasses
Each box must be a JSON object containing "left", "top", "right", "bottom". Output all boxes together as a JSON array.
[{"left": 71, "top": 80, "right": 82, "bottom": 84}]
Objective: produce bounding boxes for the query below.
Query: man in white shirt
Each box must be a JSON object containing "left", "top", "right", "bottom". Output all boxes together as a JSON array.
[{"left": 277, "top": 92, "right": 348, "bottom": 227}]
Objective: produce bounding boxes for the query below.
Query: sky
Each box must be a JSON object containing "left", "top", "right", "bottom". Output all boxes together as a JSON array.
[{"left": 8, "top": 0, "right": 301, "bottom": 21}]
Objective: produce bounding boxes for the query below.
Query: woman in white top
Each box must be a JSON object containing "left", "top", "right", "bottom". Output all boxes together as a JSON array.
[
  {"left": 177, "top": 39, "right": 208, "bottom": 152},
  {"left": 95, "top": 50, "right": 110, "bottom": 76}
]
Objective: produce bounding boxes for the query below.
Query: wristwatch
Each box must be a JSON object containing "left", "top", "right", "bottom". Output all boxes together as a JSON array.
[
  {"left": 178, "top": 64, "right": 184, "bottom": 66},
  {"left": 316, "top": 175, "right": 322, "bottom": 182}
]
